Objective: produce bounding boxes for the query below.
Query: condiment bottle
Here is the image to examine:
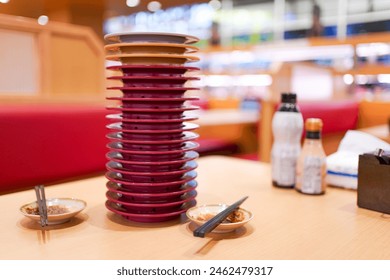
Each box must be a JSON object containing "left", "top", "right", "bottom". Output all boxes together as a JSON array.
[
  {"left": 295, "top": 118, "right": 327, "bottom": 195},
  {"left": 271, "top": 92, "right": 303, "bottom": 188}
]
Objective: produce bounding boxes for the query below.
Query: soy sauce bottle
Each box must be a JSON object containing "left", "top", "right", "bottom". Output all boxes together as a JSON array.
[
  {"left": 271, "top": 93, "right": 303, "bottom": 188},
  {"left": 295, "top": 118, "right": 327, "bottom": 195}
]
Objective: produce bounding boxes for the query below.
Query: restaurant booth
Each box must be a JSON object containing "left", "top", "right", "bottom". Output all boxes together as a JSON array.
[{"left": 0, "top": 0, "right": 390, "bottom": 262}]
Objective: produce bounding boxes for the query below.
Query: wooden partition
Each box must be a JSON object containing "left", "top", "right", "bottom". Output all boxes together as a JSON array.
[{"left": 0, "top": 14, "right": 105, "bottom": 104}]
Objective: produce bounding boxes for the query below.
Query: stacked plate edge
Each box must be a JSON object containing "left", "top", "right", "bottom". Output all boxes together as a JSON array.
[{"left": 103, "top": 32, "right": 200, "bottom": 223}]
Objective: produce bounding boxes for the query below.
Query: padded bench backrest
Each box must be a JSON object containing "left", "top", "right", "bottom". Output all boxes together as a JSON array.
[
  {"left": 0, "top": 105, "right": 108, "bottom": 194},
  {"left": 298, "top": 100, "right": 359, "bottom": 135},
  {"left": 358, "top": 100, "right": 390, "bottom": 128}
]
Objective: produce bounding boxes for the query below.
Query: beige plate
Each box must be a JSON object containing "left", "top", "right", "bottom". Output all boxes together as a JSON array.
[
  {"left": 105, "top": 53, "right": 199, "bottom": 65},
  {"left": 105, "top": 43, "right": 199, "bottom": 55},
  {"left": 186, "top": 204, "right": 253, "bottom": 233},
  {"left": 104, "top": 32, "right": 199, "bottom": 44},
  {"left": 20, "top": 198, "right": 86, "bottom": 225}
]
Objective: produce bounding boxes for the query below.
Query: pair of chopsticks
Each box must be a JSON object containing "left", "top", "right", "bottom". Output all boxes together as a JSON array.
[
  {"left": 34, "top": 185, "right": 48, "bottom": 227},
  {"left": 193, "top": 196, "right": 248, "bottom": 238}
]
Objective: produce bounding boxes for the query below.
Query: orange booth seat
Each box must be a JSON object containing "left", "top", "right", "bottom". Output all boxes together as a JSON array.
[
  {"left": 358, "top": 100, "right": 390, "bottom": 128},
  {"left": 0, "top": 105, "right": 108, "bottom": 194}
]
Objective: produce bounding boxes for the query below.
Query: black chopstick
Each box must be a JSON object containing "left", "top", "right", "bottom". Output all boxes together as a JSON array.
[
  {"left": 193, "top": 196, "right": 248, "bottom": 238},
  {"left": 34, "top": 185, "right": 48, "bottom": 227}
]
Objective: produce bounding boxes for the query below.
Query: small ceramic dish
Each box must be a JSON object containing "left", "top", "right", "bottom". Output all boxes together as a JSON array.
[
  {"left": 105, "top": 96, "right": 199, "bottom": 103},
  {"left": 106, "top": 131, "right": 199, "bottom": 145},
  {"left": 105, "top": 199, "right": 196, "bottom": 223},
  {"left": 106, "top": 179, "right": 197, "bottom": 194},
  {"left": 186, "top": 204, "right": 253, "bottom": 233},
  {"left": 105, "top": 170, "right": 197, "bottom": 187},
  {"left": 106, "top": 160, "right": 198, "bottom": 175},
  {"left": 107, "top": 141, "right": 199, "bottom": 155},
  {"left": 106, "top": 64, "right": 199, "bottom": 77},
  {"left": 106, "top": 150, "right": 199, "bottom": 166},
  {"left": 104, "top": 32, "right": 199, "bottom": 44},
  {"left": 105, "top": 190, "right": 197, "bottom": 212},
  {"left": 20, "top": 198, "right": 86, "bottom": 225},
  {"left": 106, "top": 113, "right": 198, "bottom": 124},
  {"left": 104, "top": 42, "right": 199, "bottom": 55},
  {"left": 106, "top": 75, "right": 199, "bottom": 88},
  {"left": 106, "top": 105, "right": 199, "bottom": 113},
  {"left": 105, "top": 53, "right": 199, "bottom": 65},
  {"left": 106, "top": 122, "right": 198, "bottom": 133}
]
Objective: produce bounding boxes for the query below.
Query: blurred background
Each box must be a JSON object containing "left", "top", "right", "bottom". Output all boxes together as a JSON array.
[
  {"left": 0, "top": 0, "right": 389, "bottom": 159},
  {"left": 1, "top": 0, "right": 389, "bottom": 104},
  {"left": 1, "top": 0, "right": 390, "bottom": 192},
  {"left": 0, "top": 0, "right": 390, "bottom": 102}
]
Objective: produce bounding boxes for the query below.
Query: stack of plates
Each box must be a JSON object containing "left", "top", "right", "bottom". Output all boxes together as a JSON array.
[{"left": 104, "top": 32, "right": 200, "bottom": 223}]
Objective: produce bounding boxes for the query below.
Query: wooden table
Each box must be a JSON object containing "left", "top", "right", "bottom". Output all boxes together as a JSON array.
[{"left": 1, "top": 156, "right": 390, "bottom": 260}]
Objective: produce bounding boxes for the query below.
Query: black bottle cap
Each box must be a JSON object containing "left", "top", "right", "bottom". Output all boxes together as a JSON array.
[{"left": 281, "top": 93, "right": 297, "bottom": 104}]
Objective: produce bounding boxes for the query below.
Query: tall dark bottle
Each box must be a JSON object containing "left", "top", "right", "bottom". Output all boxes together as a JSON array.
[{"left": 271, "top": 93, "right": 303, "bottom": 188}]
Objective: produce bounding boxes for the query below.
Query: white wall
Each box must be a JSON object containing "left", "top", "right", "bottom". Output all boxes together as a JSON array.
[{"left": 0, "top": 29, "right": 39, "bottom": 95}]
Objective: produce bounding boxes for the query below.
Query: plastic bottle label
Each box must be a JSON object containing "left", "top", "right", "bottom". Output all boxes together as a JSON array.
[
  {"left": 302, "top": 156, "right": 324, "bottom": 194},
  {"left": 271, "top": 111, "right": 303, "bottom": 187},
  {"left": 272, "top": 152, "right": 298, "bottom": 186}
]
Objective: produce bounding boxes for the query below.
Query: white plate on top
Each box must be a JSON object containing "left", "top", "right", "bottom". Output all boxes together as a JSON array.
[
  {"left": 104, "top": 32, "right": 199, "bottom": 44},
  {"left": 20, "top": 198, "right": 86, "bottom": 225}
]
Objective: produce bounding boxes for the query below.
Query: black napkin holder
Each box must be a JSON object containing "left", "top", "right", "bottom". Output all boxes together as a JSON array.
[{"left": 357, "top": 151, "right": 390, "bottom": 214}]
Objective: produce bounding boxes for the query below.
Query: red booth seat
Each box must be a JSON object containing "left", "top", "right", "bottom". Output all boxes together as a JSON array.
[
  {"left": 299, "top": 100, "right": 359, "bottom": 135},
  {"left": 0, "top": 105, "right": 108, "bottom": 194}
]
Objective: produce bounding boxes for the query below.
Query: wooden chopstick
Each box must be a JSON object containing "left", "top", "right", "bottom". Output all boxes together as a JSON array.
[
  {"left": 193, "top": 196, "right": 248, "bottom": 238},
  {"left": 34, "top": 185, "right": 48, "bottom": 227}
]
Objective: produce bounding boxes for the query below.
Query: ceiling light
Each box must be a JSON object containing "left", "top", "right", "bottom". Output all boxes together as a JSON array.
[
  {"left": 0, "top": 0, "right": 10, "bottom": 3},
  {"left": 147, "top": 1, "right": 161, "bottom": 12},
  {"left": 37, "top": 15, "right": 49, "bottom": 26},
  {"left": 126, "top": 0, "right": 140, "bottom": 8},
  {"left": 208, "top": 0, "right": 222, "bottom": 10},
  {"left": 356, "top": 75, "right": 368, "bottom": 85},
  {"left": 343, "top": 74, "right": 354, "bottom": 85},
  {"left": 378, "top": 74, "right": 390, "bottom": 84}
]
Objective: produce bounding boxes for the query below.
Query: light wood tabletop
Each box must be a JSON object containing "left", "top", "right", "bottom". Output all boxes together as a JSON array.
[{"left": 1, "top": 156, "right": 390, "bottom": 260}]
